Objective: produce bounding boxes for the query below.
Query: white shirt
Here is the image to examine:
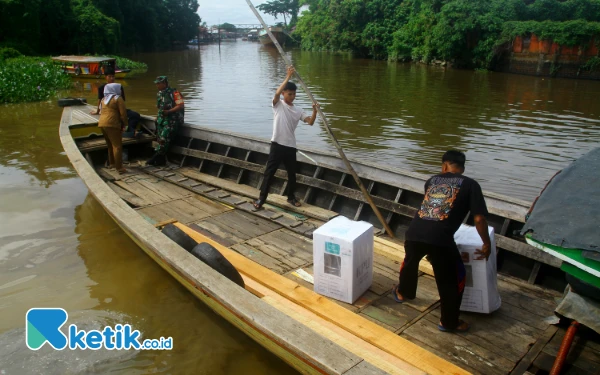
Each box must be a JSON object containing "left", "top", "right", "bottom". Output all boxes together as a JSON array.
[{"left": 271, "top": 99, "right": 308, "bottom": 148}]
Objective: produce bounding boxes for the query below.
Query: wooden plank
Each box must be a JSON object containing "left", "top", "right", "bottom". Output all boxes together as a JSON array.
[
  {"left": 231, "top": 243, "right": 289, "bottom": 274},
  {"left": 427, "top": 308, "right": 541, "bottom": 362},
  {"left": 114, "top": 179, "right": 168, "bottom": 206},
  {"left": 153, "top": 218, "right": 177, "bottom": 228},
  {"left": 192, "top": 210, "right": 282, "bottom": 247},
  {"left": 495, "top": 235, "right": 562, "bottom": 268},
  {"left": 402, "top": 319, "right": 514, "bottom": 375},
  {"left": 244, "top": 229, "right": 313, "bottom": 271},
  {"left": 532, "top": 351, "right": 598, "bottom": 375},
  {"left": 245, "top": 278, "right": 426, "bottom": 375},
  {"left": 528, "top": 262, "right": 542, "bottom": 284},
  {"left": 136, "top": 196, "right": 230, "bottom": 225},
  {"left": 180, "top": 168, "right": 338, "bottom": 222},
  {"left": 361, "top": 305, "right": 409, "bottom": 330},
  {"left": 510, "top": 326, "right": 558, "bottom": 375},
  {"left": 107, "top": 181, "right": 148, "bottom": 207},
  {"left": 174, "top": 222, "right": 469, "bottom": 375},
  {"left": 136, "top": 178, "right": 192, "bottom": 200},
  {"left": 541, "top": 326, "right": 600, "bottom": 373}
]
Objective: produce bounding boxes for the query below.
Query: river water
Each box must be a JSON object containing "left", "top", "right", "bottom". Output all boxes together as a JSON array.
[{"left": 1, "top": 41, "right": 599, "bottom": 374}]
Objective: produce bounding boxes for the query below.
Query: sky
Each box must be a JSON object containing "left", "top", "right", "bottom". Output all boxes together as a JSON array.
[{"left": 198, "top": 0, "right": 278, "bottom": 27}]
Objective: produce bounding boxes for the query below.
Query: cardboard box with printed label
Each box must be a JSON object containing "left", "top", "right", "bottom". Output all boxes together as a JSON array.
[
  {"left": 454, "top": 224, "right": 501, "bottom": 313},
  {"left": 313, "top": 216, "right": 374, "bottom": 304}
]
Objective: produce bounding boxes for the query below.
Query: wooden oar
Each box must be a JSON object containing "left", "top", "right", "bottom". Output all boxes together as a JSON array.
[{"left": 246, "top": 0, "right": 395, "bottom": 238}]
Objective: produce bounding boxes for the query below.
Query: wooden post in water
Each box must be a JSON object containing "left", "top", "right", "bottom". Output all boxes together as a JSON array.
[{"left": 246, "top": 0, "right": 395, "bottom": 238}]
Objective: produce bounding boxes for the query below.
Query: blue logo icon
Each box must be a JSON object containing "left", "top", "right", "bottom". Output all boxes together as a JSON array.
[
  {"left": 26, "top": 308, "right": 68, "bottom": 350},
  {"left": 26, "top": 308, "right": 173, "bottom": 351}
]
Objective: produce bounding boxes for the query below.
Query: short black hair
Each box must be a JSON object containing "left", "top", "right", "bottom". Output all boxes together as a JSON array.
[
  {"left": 283, "top": 82, "right": 297, "bottom": 91},
  {"left": 442, "top": 150, "right": 466, "bottom": 169}
]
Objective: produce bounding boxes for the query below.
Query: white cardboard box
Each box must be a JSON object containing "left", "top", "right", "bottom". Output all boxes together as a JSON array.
[
  {"left": 313, "top": 216, "right": 374, "bottom": 304},
  {"left": 454, "top": 224, "right": 502, "bottom": 313}
]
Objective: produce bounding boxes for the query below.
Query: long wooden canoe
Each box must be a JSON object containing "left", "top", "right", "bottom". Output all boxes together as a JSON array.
[{"left": 61, "top": 104, "right": 599, "bottom": 375}]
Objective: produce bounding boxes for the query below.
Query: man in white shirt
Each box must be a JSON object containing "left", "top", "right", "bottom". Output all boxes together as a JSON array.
[{"left": 254, "top": 66, "right": 319, "bottom": 209}]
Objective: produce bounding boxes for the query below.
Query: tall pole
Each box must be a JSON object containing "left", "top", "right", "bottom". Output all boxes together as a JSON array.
[{"left": 246, "top": 0, "right": 395, "bottom": 238}]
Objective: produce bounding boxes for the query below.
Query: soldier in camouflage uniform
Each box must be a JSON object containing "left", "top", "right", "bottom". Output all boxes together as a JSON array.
[{"left": 147, "top": 76, "right": 185, "bottom": 166}]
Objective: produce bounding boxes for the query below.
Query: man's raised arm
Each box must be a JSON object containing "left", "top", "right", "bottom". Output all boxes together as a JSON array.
[{"left": 273, "top": 66, "right": 295, "bottom": 106}]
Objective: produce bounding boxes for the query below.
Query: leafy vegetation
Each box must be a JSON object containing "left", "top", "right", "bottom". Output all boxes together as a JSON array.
[
  {"left": 294, "top": 0, "right": 600, "bottom": 69},
  {"left": 0, "top": 48, "right": 23, "bottom": 62},
  {"left": 108, "top": 56, "right": 148, "bottom": 71},
  {"left": 0, "top": 0, "right": 201, "bottom": 55},
  {"left": 258, "top": 0, "right": 301, "bottom": 27},
  {"left": 0, "top": 57, "right": 72, "bottom": 103}
]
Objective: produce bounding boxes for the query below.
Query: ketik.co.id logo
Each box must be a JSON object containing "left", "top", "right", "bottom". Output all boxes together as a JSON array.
[{"left": 26, "top": 308, "right": 173, "bottom": 351}]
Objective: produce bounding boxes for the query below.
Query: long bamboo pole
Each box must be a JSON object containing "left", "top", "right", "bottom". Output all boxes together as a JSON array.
[{"left": 246, "top": 0, "right": 394, "bottom": 238}]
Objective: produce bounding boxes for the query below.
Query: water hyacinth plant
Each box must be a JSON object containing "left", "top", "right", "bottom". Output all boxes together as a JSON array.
[
  {"left": 0, "top": 57, "right": 72, "bottom": 103},
  {"left": 109, "top": 55, "right": 148, "bottom": 71}
]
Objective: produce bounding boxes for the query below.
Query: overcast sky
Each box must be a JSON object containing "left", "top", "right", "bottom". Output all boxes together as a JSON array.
[{"left": 198, "top": 0, "right": 278, "bottom": 26}]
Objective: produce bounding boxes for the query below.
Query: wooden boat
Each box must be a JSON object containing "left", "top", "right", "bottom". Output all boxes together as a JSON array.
[
  {"left": 60, "top": 104, "right": 600, "bottom": 375},
  {"left": 52, "top": 56, "right": 131, "bottom": 79},
  {"left": 259, "top": 27, "right": 286, "bottom": 46}
]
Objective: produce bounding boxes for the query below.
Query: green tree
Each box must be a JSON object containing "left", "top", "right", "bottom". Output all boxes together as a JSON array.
[{"left": 258, "top": 0, "right": 301, "bottom": 27}]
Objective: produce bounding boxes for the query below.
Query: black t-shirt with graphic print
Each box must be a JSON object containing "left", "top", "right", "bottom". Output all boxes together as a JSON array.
[{"left": 405, "top": 172, "right": 488, "bottom": 247}]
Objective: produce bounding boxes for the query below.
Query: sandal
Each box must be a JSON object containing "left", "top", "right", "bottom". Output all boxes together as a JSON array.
[
  {"left": 438, "top": 320, "right": 470, "bottom": 333},
  {"left": 287, "top": 197, "right": 302, "bottom": 207},
  {"left": 253, "top": 199, "right": 264, "bottom": 210},
  {"left": 392, "top": 285, "right": 405, "bottom": 303}
]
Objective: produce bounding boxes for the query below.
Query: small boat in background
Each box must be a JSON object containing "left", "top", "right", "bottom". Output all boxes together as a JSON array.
[
  {"left": 52, "top": 56, "right": 131, "bottom": 79},
  {"left": 259, "top": 26, "right": 285, "bottom": 46}
]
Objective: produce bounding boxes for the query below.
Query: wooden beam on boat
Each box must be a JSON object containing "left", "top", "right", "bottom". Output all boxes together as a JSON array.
[
  {"left": 177, "top": 125, "right": 531, "bottom": 223},
  {"left": 495, "top": 235, "right": 562, "bottom": 268},
  {"left": 179, "top": 168, "right": 338, "bottom": 222},
  {"left": 171, "top": 146, "right": 418, "bottom": 218},
  {"left": 245, "top": 277, "right": 427, "bottom": 375},
  {"left": 175, "top": 222, "right": 469, "bottom": 375}
]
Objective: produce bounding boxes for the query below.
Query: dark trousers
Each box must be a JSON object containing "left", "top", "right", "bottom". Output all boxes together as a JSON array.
[
  {"left": 259, "top": 142, "right": 297, "bottom": 201},
  {"left": 398, "top": 240, "right": 466, "bottom": 329},
  {"left": 126, "top": 109, "right": 141, "bottom": 133}
]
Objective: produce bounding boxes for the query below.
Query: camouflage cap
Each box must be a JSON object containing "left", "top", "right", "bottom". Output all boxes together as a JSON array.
[{"left": 153, "top": 75, "right": 168, "bottom": 84}]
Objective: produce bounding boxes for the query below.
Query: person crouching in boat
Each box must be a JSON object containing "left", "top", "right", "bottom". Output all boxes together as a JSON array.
[
  {"left": 98, "top": 83, "right": 128, "bottom": 174},
  {"left": 253, "top": 66, "right": 319, "bottom": 210},
  {"left": 147, "top": 76, "right": 185, "bottom": 166},
  {"left": 393, "top": 150, "right": 491, "bottom": 333}
]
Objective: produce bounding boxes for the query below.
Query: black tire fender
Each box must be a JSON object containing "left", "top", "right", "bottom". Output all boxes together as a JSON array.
[
  {"left": 161, "top": 224, "right": 198, "bottom": 252},
  {"left": 190, "top": 242, "right": 245, "bottom": 288}
]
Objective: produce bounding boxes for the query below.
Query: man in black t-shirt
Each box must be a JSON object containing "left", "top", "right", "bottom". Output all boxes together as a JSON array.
[{"left": 393, "top": 150, "right": 491, "bottom": 333}]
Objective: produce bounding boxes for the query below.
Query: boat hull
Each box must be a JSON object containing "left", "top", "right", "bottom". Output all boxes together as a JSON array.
[
  {"left": 59, "top": 105, "right": 385, "bottom": 375},
  {"left": 259, "top": 28, "right": 286, "bottom": 46}
]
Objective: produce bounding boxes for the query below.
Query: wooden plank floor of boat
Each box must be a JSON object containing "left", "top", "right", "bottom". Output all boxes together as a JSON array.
[{"left": 100, "top": 162, "right": 600, "bottom": 375}]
